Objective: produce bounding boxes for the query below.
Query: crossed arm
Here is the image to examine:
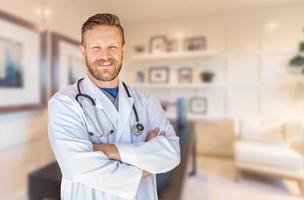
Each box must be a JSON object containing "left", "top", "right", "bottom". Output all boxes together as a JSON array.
[{"left": 93, "top": 128, "right": 166, "bottom": 178}]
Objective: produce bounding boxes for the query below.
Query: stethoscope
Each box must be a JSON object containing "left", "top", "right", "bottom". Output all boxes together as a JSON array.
[{"left": 75, "top": 78, "right": 145, "bottom": 137}]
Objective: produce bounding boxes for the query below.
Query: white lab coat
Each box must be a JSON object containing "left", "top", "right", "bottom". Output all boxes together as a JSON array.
[{"left": 48, "top": 76, "right": 180, "bottom": 200}]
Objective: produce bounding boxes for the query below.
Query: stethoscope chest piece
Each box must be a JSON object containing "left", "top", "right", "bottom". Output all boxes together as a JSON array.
[{"left": 131, "top": 122, "right": 144, "bottom": 136}]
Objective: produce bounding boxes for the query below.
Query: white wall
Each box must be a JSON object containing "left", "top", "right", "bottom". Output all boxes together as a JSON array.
[{"left": 0, "top": 1, "right": 82, "bottom": 199}]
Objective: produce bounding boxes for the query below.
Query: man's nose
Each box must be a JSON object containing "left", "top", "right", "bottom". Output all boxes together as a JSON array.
[{"left": 98, "top": 49, "right": 110, "bottom": 60}]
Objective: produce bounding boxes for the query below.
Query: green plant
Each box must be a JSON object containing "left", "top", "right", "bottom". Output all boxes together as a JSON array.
[
  {"left": 134, "top": 45, "right": 145, "bottom": 53},
  {"left": 289, "top": 41, "right": 304, "bottom": 72}
]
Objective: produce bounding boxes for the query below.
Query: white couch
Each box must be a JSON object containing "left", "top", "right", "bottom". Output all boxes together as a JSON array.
[{"left": 234, "top": 118, "right": 304, "bottom": 196}]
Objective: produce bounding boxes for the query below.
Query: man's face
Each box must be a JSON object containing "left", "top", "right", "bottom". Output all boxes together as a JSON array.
[{"left": 80, "top": 25, "right": 125, "bottom": 82}]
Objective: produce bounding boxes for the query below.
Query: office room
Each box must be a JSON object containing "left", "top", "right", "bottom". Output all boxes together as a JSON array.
[{"left": 0, "top": 0, "right": 304, "bottom": 199}]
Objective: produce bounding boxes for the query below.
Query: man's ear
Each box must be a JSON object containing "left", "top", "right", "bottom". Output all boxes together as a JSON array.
[
  {"left": 79, "top": 44, "right": 85, "bottom": 58},
  {"left": 122, "top": 44, "right": 126, "bottom": 53}
]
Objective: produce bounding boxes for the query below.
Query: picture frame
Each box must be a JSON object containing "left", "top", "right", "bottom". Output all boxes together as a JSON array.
[
  {"left": 51, "top": 32, "right": 86, "bottom": 95},
  {"left": 149, "top": 35, "right": 167, "bottom": 54},
  {"left": 189, "top": 97, "right": 207, "bottom": 114},
  {"left": 148, "top": 66, "right": 169, "bottom": 83},
  {"left": 166, "top": 39, "right": 178, "bottom": 53},
  {"left": 178, "top": 67, "right": 192, "bottom": 83},
  {"left": 0, "top": 10, "right": 47, "bottom": 112},
  {"left": 184, "top": 36, "right": 206, "bottom": 51}
]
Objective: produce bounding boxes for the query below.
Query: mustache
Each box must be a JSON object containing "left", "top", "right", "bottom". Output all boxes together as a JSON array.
[{"left": 95, "top": 58, "right": 116, "bottom": 65}]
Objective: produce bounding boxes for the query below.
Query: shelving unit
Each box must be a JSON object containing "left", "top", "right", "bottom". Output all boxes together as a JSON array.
[
  {"left": 127, "top": 50, "right": 223, "bottom": 120},
  {"left": 131, "top": 83, "right": 225, "bottom": 89},
  {"left": 130, "top": 50, "right": 217, "bottom": 61}
]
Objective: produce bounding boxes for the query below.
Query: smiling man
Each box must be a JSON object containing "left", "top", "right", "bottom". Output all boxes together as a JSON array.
[{"left": 48, "top": 13, "right": 180, "bottom": 200}]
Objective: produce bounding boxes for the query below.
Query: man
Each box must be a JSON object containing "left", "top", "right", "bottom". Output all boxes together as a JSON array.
[{"left": 48, "top": 13, "right": 180, "bottom": 200}]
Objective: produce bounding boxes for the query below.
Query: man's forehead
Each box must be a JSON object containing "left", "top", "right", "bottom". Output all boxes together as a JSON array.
[
  {"left": 86, "top": 25, "right": 120, "bottom": 34},
  {"left": 83, "top": 25, "right": 123, "bottom": 42}
]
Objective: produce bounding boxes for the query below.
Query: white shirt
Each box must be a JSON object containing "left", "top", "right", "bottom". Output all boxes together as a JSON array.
[{"left": 48, "top": 76, "right": 180, "bottom": 200}]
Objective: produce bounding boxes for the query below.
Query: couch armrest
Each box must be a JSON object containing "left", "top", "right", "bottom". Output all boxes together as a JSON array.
[{"left": 289, "top": 139, "right": 304, "bottom": 157}]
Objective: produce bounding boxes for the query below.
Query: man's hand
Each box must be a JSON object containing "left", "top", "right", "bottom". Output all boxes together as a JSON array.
[
  {"left": 94, "top": 144, "right": 153, "bottom": 178},
  {"left": 142, "top": 170, "right": 152, "bottom": 178},
  {"left": 145, "top": 127, "right": 166, "bottom": 142},
  {"left": 93, "top": 143, "right": 121, "bottom": 161},
  {"left": 93, "top": 128, "right": 166, "bottom": 178}
]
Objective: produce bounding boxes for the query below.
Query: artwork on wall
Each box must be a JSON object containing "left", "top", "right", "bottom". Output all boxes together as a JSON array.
[
  {"left": 0, "top": 10, "right": 47, "bottom": 112},
  {"left": 178, "top": 67, "right": 192, "bottom": 83},
  {"left": 51, "top": 32, "right": 86, "bottom": 94},
  {"left": 184, "top": 36, "right": 207, "bottom": 51},
  {"left": 0, "top": 37, "right": 23, "bottom": 87},
  {"left": 149, "top": 35, "right": 167, "bottom": 54},
  {"left": 189, "top": 97, "right": 207, "bottom": 114},
  {"left": 148, "top": 66, "right": 169, "bottom": 83},
  {"left": 166, "top": 39, "right": 178, "bottom": 53}
]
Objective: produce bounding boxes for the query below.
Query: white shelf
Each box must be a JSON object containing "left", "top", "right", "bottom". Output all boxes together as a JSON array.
[
  {"left": 131, "top": 83, "right": 225, "bottom": 89},
  {"left": 130, "top": 50, "right": 217, "bottom": 61}
]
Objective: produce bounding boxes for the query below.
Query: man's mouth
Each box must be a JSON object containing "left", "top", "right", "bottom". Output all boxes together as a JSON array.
[{"left": 98, "top": 62, "right": 112, "bottom": 67}]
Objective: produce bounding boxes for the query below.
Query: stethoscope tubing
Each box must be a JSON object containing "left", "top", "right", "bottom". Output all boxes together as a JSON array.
[{"left": 75, "top": 78, "right": 144, "bottom": 136}]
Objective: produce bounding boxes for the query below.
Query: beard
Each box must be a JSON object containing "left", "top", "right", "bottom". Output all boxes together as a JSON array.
[{"left": 85, "top": 55, "right": 122, "bottom": 82}]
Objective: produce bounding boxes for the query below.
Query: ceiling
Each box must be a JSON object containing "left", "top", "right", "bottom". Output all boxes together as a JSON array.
[{"left": 76, "top": 0, "right": 304, "bottom": 23}]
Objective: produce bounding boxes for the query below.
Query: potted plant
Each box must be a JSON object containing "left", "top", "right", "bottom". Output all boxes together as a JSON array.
[
  {"left": 289, "top": 41, "right": 304, "bottom": 73},
  {"left": 200, "top": 70, "right": 214, "bottom": 82},
  {"left": 134, "top": 45, "right": 145, "bottom": 53}
]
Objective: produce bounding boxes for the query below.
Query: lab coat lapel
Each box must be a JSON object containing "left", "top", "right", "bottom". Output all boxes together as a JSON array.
[
  {"left": 82, "top": 76, "right": 118, "bottom": 128},
  {"left": 116, "top": 81, "right": 134, "bottom": 142}
]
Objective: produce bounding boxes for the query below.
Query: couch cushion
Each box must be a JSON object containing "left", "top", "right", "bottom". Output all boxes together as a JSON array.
[
  {"left": 235, "top": 141, "right": 304, "bottom": 171},
  {"left": 240, "top": 118, "right": 284, "bottom": 144}
]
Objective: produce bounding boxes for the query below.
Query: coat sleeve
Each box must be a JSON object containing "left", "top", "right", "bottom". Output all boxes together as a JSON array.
[
  {"left": 115, "top": 93, "right": 180, "bottom": 174},
  {"left": 48, "top": 93, "right": 142, "bottom": 199}
]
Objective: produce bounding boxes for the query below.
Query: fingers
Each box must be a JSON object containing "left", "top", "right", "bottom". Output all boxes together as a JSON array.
[
  {"left": 145, "top": 127, "right": 159, "bottom": 142},
  {"left": 159, "top": 131, "right": 166, "bottom": 136},
  {"left": 145, "top": 128, "right": 166, "bottom": 142},
  {"left": 152, "top": 127, "right": 160, "bottom": 134}
]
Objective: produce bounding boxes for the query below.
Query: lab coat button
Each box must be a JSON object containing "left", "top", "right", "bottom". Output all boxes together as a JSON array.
[{"left": 88, "top": 132, "right": 94, "bottom": 136}]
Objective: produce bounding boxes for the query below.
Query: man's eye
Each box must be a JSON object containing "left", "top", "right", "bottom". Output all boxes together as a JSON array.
[
  {"left": 92, "top": 46, "right": 100, "bottom": 50},
  {"left": 109, "top": 46, "right": 118, "bottom": 49}
]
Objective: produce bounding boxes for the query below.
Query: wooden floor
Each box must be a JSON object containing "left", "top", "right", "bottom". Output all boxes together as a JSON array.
[{"left": 181, "top": 156, "right": 304, "bottom": 200}]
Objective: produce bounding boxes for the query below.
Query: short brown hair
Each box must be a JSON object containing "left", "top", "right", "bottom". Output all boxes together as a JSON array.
[{"left": 81, "top": 13, "right": 125, "bottom": 45}]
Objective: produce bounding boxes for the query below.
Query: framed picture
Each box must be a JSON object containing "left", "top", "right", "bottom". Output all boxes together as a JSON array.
[
  {"left": 166, "top": 39, "right": 178, "bottom": 53},
  {"left": 0, "top": 10, "right": 47, "bottom": 112},
  {"left": 178, "top": 67, "right": 192, "bottom": 83},
  {"left": 184, "top": 36, "right": 206, "bottom": 51},
  {"left": 149, "top": 35, "right": 167, "bottom": 54},
  {"left": 189, "top": 97, "right": 207, "bottom": 114},
  {"left": 51, "top": 32, "right": 86, "bottom": 95},
  {"left": 148, "top": 66, "right": 169, "bottom": 83}
]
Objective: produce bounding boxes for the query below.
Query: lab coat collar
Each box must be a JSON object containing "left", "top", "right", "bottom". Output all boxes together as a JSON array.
[
  {"left": 81, "top": 76, "right": 118, "bottom": 128},
  {"left": 116, "top": 81, "right": 134, "bottom": 142},
  {"left": 81, "top": 76, "right": 134, "bottom": 141}
]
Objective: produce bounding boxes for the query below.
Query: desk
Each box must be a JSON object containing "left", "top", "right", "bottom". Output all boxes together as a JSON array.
[{"left": 28, "top": 122, "right": 195, "bottom": 200}]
